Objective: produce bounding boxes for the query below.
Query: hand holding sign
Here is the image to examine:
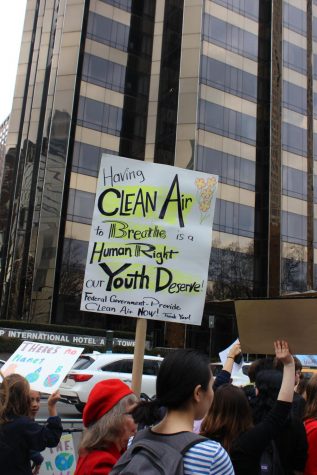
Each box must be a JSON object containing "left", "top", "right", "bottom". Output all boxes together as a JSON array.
[
  {"left": 219, "top": 339, "right": 243, "bottom": 375},
  {"left": 47, "top": 390, "right": 61, "bottom": 417}
]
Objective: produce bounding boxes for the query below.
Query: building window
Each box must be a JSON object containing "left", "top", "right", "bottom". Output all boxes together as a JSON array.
[
  {"left": 282, "top": 166, "right": 307, "bottom": 200},
  {"left": 281, "top": 258, "right": 307, "bottom": 292},
  {"left": 82, "top": 54, "right": 126, "bottom": 92},
  {"left": 200, "top": 56, "right": 257, "bottom": 102},
  {"left": 203, "top": 15, "right": 258, "bottom": 61},
  {"left": 72, "top": 142, "right": 117, "bottom": 177},
  {"left": 199, "top": 100, "right": 256, "bottom": 145},
  {"left": 87, "top": 12, "right": 129, "bottom": 51},
  {"left": 214, "top": 199, "right": 254, "bottom": 237},
  {"left": 282, "top": 211, "right": 307, "bottom": 245},
  {"left": 314, "top": 134, "right": 317, "bottom": 159},
  {"left": 313, "top": 17, "right": 317, "bottom": 41},
  {"left": 283, "top": 3, "right": 306, "bottom": 35},
  {"left": 209, "top": 246, "right": 254, "bottom": 299},
  {"left": 314, "top": 55, "right": 317, "bottom": 79},
  {"left": 282, "top": 123, "right": 307, "bottom": 156},
  {"left": 77, "top": 96, "right": 122, "bottom": 136},
  {"left": 212, "top": 0, "right": 259, "bottom": 21},
  {"left": 283, "top": 81, "right": 307, "bottom": 115},
  {"left": 100, "top": 0, "right": 132, "bottom": 12},
  {"left": 314, "top": 176, "right": 317, "bottom": 203},
  {"left": 61, "top": 238, "right": 88, "bottom": 269},
  {"left": 196, "top": 145, "right": 255, "bottom": 191},
  {"left": 283, "top": 41, "right": 307, "bottom": 74},
  {"left": 67, "top": 189, "right": 95, "bottom": 225},
  {"left": 313, "top": 93, "right": 317, "bottom": 117}
]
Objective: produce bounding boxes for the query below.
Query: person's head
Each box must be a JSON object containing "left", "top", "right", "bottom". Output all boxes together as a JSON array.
[
  {"left": 156, "top": 349, "right": 213, "bottom": 420},
  {"left": 247, "top": 358, "right": 274, "bottom": 384},
  {"left": 132, "top": 349, "right": 213, "bottom": 425},
  {"left": 29, "top": 390, "right": 41, "bottom": 419},
  {"left": 200, "top": 384, "right": 252, "bottom": 452},
  {"left": 274, "top": 355, "right": 301, "bottom": 385},
  {"left": 80, "top": 379, "right": 138, "bottom": 453},
  {"left": 304, "top": 374, "right": 317, "bottom": 420},
  {"left": 252, "top": 370, "right": 282, "bottom": 424},
  {"left": 0, "top": 374, "right": 30, "bottom": 423}
]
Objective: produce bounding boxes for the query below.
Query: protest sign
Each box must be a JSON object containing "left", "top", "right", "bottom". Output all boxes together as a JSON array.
[
  {"left": 39, "top": 433, "right": 76, "bottom": 475},
  {"left": 235, "top": 298, "right": 317, "bottom": 354},
  {"left": 80, "top": 154, "right": 218, "bottom": 326},
  {"left": 1, "top": 341, "right": 84, "bottom": 393}
]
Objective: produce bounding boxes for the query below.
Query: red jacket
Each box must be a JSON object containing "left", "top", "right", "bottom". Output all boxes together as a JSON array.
[
  {"left": 74, "top": 444, "right": 122, "bottom": 475},
  {"left": 304, "top": 418, "right": 317, "bottom": 475}
]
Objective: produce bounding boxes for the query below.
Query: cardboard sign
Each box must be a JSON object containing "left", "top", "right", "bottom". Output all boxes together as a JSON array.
[
  {"left": 39, "top": 433, "right": 76, "bottom": 475},
  {"left": 1, "top": 341, "right": 84, "bottom": 393},
  {"left": 235, "top": 299, "right": 317, "bottom": 354},
  {"left": 80, "top": 154, "right": 218, "bottom": 326}
]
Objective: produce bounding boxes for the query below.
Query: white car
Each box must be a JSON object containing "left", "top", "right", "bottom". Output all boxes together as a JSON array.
[{"left": 60, "top": 353, "right": 163, "bottom": 412}]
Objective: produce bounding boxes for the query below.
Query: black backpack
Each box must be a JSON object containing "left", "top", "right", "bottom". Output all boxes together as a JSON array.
[
  {"left": 260, "top": 440, "right": 285, "bottom": 475},
  {"left": 110, "top": 428, "right": 207, "bottom": 475}
]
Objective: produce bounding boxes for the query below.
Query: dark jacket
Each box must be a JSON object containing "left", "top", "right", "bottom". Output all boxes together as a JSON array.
[
  {"left": 230, "top": 401, "right": 292, "bottom": 475},
  {"left": 0, "top": 415, "right": 62, "bottom": 475}
]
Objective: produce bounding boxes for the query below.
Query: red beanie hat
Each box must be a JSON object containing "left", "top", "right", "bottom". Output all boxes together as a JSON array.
[{"left": 83, "top": 379, "right": 134, "bottom": 427}]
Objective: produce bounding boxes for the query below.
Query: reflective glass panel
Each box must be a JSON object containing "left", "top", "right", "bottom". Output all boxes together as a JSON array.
[
  {"left": 203, "top": 14, "right": 258, "bottom": 60},
  {"left": 200, "top": 56, "right": 257, "bottom": 101},
  {"left": 199, "top": 100, "right": 256, "bottom": 145}
]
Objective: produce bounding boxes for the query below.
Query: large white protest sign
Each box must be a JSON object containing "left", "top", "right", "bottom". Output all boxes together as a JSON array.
[
  {"left": 80, "top": 155, "right": 218, "bottom": 325},
  {"left": 1, "top": 342, "right": 84, "bottom": 393},
  {"left": 39, "top": 433, "right": 76, "bottom": 475}
]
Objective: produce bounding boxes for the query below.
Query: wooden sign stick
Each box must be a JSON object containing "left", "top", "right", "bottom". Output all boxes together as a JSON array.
[{"left": 131, "top": 318, "right": 147, "bottom": 397}]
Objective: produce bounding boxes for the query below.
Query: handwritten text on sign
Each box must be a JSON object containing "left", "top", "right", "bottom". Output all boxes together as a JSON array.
[
  {"left": 1, "top": 342, "right": 84, "bottom": 393},
  {"left": 40, "top": 433, "right": 76, "bottom": 475},
  {"left": 80, "top": 155, "right": 218, "bottom": 325}
]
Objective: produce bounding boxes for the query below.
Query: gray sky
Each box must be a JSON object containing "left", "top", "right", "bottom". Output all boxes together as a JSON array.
[{"left": 0, "top": 0, "right": 27, "bottom": 124}]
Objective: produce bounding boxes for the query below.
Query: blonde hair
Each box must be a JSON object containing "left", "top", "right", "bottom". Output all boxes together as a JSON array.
[
  {"left": 0, "top": 374, "right": 31, "bottom": 423},
  {"left": 79, "top": 393, "right": 137, "bottom": 452}
]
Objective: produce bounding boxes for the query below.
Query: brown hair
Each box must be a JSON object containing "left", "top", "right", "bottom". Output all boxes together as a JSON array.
[
  {"left": 304, "top": 374, "right": 317, "bottom": 420},
  {"left": 0, "top": 373, "right": 31, "bottom": 423},
  {"left": 200, "top": 384, "right": 253, "bottom": 453}
]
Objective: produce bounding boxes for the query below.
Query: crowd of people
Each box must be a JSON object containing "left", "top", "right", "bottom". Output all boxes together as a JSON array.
[{"left": 1, "top": 340, "right": 317, "bottom": 474}]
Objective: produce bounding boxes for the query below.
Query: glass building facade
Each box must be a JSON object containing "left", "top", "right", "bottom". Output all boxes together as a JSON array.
[
  {"left": 0, "top": 115, "right": 9, "bottom": 189},
  {"left": 0, "top": 0, "right": 316, "bottom": 350}
]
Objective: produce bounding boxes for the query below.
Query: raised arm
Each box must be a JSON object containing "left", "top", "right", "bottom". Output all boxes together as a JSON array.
[
  {"left": 47, "top": 390, "right": 60, "bottom": 417},
  {"left": 213, "top": 342, "right": 242, "bottom": 391},
  {"left": 222, "top": 341, "right": 242, "bottom": 373},
  {"left": 274, "top": 340, "right": 295, "bottom": 402}
]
